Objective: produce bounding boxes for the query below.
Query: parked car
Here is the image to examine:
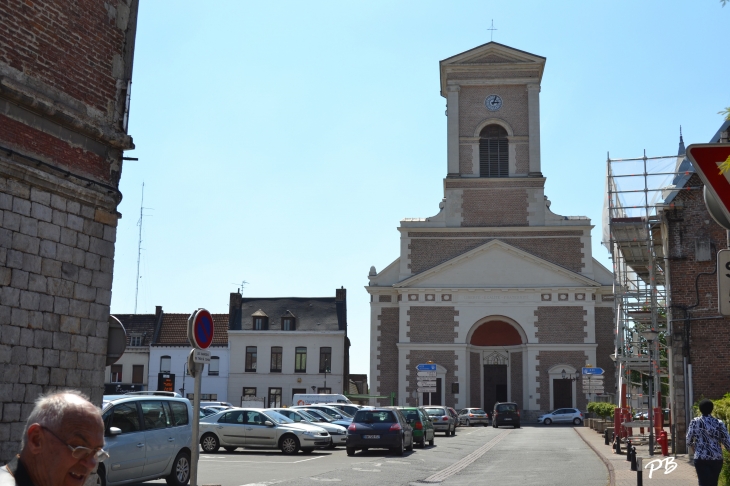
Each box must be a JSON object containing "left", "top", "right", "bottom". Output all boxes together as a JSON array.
[
  {"left": 298, "top": 408, "right": 351, "bottom": 429},
  {"left": 423, "top": 406, "right": 456, "bottom": 436},
  {"left": 200, "top": 407, "right": 218, "bottom": 417},
  {"left": 447, "top": 407, "right": 460, "bottom": 428},
  {"left": 271, "top": 408, "right": 348, "bottom": 448},
  {"left": 393, "top": 406, "right": 434, "bottom": 448},
  {"left": 346, "top": 408, "right": 414, "bottom": 456},
  {"left": 293, "top": 404, "right": 353, "bottom": 421},
  {"left": 292, "top": 393, "right": 352, "bottom": 406},
  {"left": 458, "top": 408, "right": 489, "bottom": 426},
  {"left": 199, "top": 408, "right": 331, "bottom": 454},
  {"left": 100, "top": 393, "right": 192, "bottom": 486},
  {"left": 199, "top": 401, "right": 234, "bottom": 409},
  {"left": 492, "top": 402, "right": 520, "bottom": 428},
  {"left": 320, "top": 403, "right": 365, "bottom": 416},
  {"left": 538, "top": 408, "right": 583, "bottom": 425}
]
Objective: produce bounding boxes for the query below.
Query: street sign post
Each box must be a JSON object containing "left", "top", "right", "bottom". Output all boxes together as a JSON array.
[
  {"left": 686, "top": 144, "right": 730, "bottom": 223},
  {"left": 416, "top": 363, "right": 438, "bottom": 405},
  {"left": 186, "top": 308, "right": 214, "bottom": 486},
  {"left": 582, "top": 367, "right": 604, "bottom": 375},
  {"left": 718, "top": 250, "right": 730, "bottom": 315}
]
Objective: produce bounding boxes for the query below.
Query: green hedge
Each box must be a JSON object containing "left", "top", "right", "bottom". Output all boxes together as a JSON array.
[{"left": 587, "top": 401, "right": 615, "bottom": 419}]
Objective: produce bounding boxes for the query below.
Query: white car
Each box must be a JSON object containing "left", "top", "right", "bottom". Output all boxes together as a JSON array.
[
  {"left": 538, "top": 408, "right": 584, "bottom": 425},
  {"left": 199, "top": 408, "right": 331, "bottom": 454},
  {"left": 270, "top": 408, "right": 348, "bottom": 448}
]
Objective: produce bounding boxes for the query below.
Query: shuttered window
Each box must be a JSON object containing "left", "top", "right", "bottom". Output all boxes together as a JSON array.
[{"left": 479, "top": 125, "right": 508, "bottom": 177}]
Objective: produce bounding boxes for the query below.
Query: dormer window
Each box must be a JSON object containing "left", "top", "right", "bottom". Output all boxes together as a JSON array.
[
  {"left": 252, "top": 310, "right": 269, "bottom": 330},
  {"left": 282, "top": 317, "right": 296, "bottom": 331},
  {"left": 129, "top": 334, "right": 143, "bottom": 347}
]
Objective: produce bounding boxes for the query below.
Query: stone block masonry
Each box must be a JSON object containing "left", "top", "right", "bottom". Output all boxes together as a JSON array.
[
  {"left": 535, "top": 351, "right": 588, "bottom": 412},
  {"left": 0, "top": 0, "right": 139, "bottom": 463},
  {"left": 376, "top": 308, "right": 399, "bottom": 407},
  {"left": 406, "top": 306, "right": 458, "bottom": 343},
  {"left": 534, "top": 306, "right": 587, "bottom": 344}
]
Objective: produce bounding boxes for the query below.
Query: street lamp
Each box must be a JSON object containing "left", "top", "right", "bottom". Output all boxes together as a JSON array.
[
  {"left": 641, "top": 328, "right": 659, "bottom": 456},
  {"left": 561, "top": 369, "right": 579, "bottom": 381}
]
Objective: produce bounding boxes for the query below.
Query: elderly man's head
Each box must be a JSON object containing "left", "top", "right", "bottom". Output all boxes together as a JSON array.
[{"left": 20, "top": 391, "right": 105, "bottom": 486}]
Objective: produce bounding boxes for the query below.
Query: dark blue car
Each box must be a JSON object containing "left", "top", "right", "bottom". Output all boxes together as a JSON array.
[{"left": 346, "top": 408, "right": 413, "bottom": 456}]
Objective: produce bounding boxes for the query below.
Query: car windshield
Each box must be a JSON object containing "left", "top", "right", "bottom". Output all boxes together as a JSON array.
[
  {"left": 497, "top": 404, "right": 517, "bottom": 412},
  {"left": 403, "top": 410, "right": 420, "bottom": 422},
  {"left": 425, "top": 408, "right": 446, "bottom": 416},
  {"left": 304, "top": 409, "right": 332, "bottom": 422},
  {"left": 353, "top": 411, "right": 396, "bottom": 423},
  {"left": 319, "top": 408, "right": 352, "bottom": 419},
  {"left": 473, "top": 409, "right": 486, "bottom": 414},
  {"left": 264, "top": 411, "right": 294, "bottom": 424},
  {"left": 296, "top": 410, "right": 319, "bottom": 422}
]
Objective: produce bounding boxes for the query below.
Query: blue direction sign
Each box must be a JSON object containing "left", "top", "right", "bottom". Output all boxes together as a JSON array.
[
  {"left": 416, "top": 363, "right": 437, "bottom": 371},
  {"left": 582, "top": 367, "right": 604, "bottom": 375},
  {"left": 188, "top": 309, "right": 214, "bottom": 349}
]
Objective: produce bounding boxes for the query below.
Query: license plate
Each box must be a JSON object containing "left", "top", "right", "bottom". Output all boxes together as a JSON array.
[
  {"left": 364, "top": 435, "right": 380, "bottom": 439},
  {"left": 504, "top": 418, "right": 512, "bottom": 421}
]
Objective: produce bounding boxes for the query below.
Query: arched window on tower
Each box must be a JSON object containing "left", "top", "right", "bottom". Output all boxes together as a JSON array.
[{"left": 479, "top": 124, "right": 508, "bottom": 177}]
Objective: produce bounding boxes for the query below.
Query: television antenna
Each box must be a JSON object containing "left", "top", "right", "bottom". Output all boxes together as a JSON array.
[{"left": 134, "top": 183, "right": 153, "bottom": 313}]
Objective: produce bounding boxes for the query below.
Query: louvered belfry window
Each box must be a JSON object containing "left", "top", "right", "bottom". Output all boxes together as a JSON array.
[{"left": 479, "top": 124, "right": 508, "bottom": 177}]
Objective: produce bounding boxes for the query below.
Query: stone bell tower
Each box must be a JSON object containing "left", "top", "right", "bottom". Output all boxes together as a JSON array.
[{"left": 439, "top": 42, "right": 548, "bottom": 228}]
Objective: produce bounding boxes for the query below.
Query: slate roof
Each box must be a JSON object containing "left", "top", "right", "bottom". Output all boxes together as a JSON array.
[
  {"left": 153, "top": 313, "right": 229, "bottom": 347},
  {"left": 235, "top": 297, "right": 341, "bottom": 332},
  {"left": 112, "top": 313, "right": 158, "bottom": 346}
]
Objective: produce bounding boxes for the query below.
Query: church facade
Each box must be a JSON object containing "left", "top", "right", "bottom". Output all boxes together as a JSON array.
[{"left": 367, "top": 43, "right": 615, "bottom": 420}]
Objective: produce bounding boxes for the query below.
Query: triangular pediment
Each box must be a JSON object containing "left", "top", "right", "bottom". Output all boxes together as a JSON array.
[
  {"left": 441, "top": 42, "right": 545, "bottom": 66},
  {"left": 394, "top": 240, "right": 600, "bottom": 289}
]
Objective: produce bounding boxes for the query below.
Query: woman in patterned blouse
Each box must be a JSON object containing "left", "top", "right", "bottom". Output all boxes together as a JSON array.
[{"left": 686, "top": 399, "right": 730, "bottom": 486}]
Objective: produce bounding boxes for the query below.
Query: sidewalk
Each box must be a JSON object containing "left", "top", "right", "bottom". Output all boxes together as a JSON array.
[{"left": 575, "top": 426, "right": 698, "bottom": 485}]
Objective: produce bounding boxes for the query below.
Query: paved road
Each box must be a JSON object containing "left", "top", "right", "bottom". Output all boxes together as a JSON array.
[{"left": 139, "top": 425, "right": 608, "bottom": 486}]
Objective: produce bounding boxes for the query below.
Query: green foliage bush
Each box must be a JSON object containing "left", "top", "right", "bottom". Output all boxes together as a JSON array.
[{"left": 587, "top": 402, "right": 615, "bottom": 420}]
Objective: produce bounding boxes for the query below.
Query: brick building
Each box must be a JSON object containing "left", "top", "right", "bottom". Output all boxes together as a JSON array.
[
  {"left": 0, "top": 1, "right": 139, "bottom": 461},
  {"left": 367, "top": 42, "right": 614, "bottom": 419},
  {"left": 661, "top": 120, "right": 730, "bottom": 452}
]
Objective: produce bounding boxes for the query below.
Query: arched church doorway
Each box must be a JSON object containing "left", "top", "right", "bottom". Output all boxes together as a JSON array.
[{"left": 470, "top": 320, "right": 523, "bottom": 409}]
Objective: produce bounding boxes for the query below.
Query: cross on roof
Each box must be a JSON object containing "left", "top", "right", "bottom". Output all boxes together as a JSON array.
[{"left": 488, "top": 19, "right": 497, "bottom": 42}]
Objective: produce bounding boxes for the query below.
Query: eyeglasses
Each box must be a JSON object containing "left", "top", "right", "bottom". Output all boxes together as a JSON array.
[{"left": 40, "top": 426, "right": 109, "bottom": 462}]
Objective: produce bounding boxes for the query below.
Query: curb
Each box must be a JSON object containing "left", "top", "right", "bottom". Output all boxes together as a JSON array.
[{"left": 574, "top": 428, "right": 615, "bottom": 486}]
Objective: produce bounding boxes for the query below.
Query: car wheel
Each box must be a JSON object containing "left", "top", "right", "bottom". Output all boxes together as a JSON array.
[
  {"left": 514, "top": 423, "right": 520, "bottom": 429},
  {"left": 165, "top": 450, "right": 191, "bottom": 486},
  {"left": 224, "top": 446, "right": 237, "bottom": 452},
  {"left": 200, "top": 433, "right": 220, "bottom": 453},
  {"left": 280, "top": 435, "right": 300, "bottom": 455},
  {"left": 544, "top": 418, "right": 552, "bottom": 425},
  {"left": 346, "top": 447, "right": 355, "bottom": 456},
  {"left": 392, "top": 437, "right": 404, "bottom": 456},
  {"left": 419, "top": 436, "right": 426, "bottom": 448},
  {"left": 466, "top": 419, "right": 471, "bottom": 427},
  {"left": 301, "top": 448, "right": 314, "bottom": 454},
  {"left": 451, "top": 425, "right": 456, "bottom": 436},
  {"left": 573, "top": 418, "right": 582, "bottom": 425},
  {"left": 406, "top": 436, "right": 414, "bottom": 451},
  {"left": 428, "top": 435, "right": 434, "bottom": 446},
  {"left": 327, "top": 442, "right": 337, "bottom": 449},
  {"left": 97, "top": 464, "right": 107, "bottom": 486}
]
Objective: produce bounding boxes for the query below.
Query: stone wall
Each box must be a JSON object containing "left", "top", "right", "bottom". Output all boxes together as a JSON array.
[
  {"left": 534, "top": 306, "right": 587, "bottom": 344},
  {"left": 408, "top": 234, "right": 584, "bottom": 274},
  {"left": 535, "top": 351, "right": 588, "bottom": 412},
  {"left": 461, "top": 189, "right": 528, "bottom": 227},
  {"left": 0, "top": 0, "right": 138, "bottom": 463},
  {"left": 510, "top": 351, "right": 523, "bottom": 408},
  {"left": 406, "top": 306, "right": 458, "bottom": 343},
  {"left": 595, "top": 307, "right": 616, "bottom": 397},
  {"left": 405, "top": 350, "right": 458, "bottom": 408},
  {"left": 376, "top": 308, "right": 399, "bottom": 407}
]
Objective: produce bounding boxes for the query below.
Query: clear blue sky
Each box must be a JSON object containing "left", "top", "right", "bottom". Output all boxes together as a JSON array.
[{"left": 111, "top": 0, "right": 729, "bottom": 381}]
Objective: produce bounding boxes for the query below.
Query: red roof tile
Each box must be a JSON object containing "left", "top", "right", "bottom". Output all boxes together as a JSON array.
[{"left": 155, "top": 313, "right": 228, "bottom": 346}]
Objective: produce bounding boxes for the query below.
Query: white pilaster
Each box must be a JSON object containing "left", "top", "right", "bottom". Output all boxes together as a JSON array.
[
  {"left": 447, "top": 85, "right": 460, "bottom": 176},
  {"left": 527, "top": 84, "right": 541, "bottom": 176}
]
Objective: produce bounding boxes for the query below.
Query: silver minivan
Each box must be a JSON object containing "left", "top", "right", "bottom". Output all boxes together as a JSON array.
[{"left": 100, "top": 393, "right": 192, "bottom": 486}]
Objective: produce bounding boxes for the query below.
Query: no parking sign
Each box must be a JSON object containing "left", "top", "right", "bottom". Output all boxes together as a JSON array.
[{"left": 188, "top": 308, "right": 214, "bottom": 349}]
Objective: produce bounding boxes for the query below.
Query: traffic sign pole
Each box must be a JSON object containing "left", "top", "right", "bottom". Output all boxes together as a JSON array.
[{"left": 187, "top": 308, "right": 213, "bottom": 486}]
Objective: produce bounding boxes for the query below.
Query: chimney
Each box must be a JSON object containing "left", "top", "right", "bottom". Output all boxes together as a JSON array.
[
  {"left": 229, "top": 292, "right": 243, "bottom": 330},
  {"left": 155, "top": 306, "right": 162, "bottom": 318},
  {"left": 336, "top": 286, "right": 346, "bottom": 302}
]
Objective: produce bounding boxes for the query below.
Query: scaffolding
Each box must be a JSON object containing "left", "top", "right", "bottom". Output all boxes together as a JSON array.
[{"left": 604, "top": 149, "right": 692, "bottom": 449}]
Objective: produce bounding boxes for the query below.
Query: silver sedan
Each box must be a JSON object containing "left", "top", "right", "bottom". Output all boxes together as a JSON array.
[{"left": 199, "top": 408, "right": 331, "bottom": 454}]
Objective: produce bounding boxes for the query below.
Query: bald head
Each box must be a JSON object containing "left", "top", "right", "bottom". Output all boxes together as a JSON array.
[{"left": 21, "top": 390, "right": 102, "bottom": 450}]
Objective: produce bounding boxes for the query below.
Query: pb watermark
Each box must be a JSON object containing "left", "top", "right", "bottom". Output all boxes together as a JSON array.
[{"left": 645, "top": 457, "right": 677, "bottom": 478}]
